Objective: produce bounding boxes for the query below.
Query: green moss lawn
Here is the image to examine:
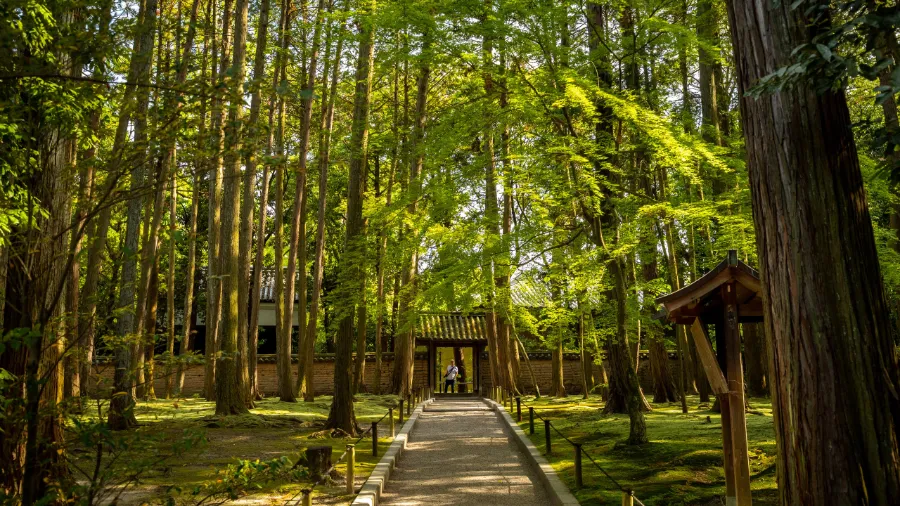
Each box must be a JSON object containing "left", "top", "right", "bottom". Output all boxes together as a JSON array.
[
  {"left": 72, "top": 394, "right": 401, "bottom": 505},
  {"left": 504, "top": 395, "right": 777, "bottom": 505}
]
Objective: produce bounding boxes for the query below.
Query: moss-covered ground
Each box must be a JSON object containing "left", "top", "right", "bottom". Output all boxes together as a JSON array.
[
  {"left": 503, "top": 395, "right": 777, "bottom": 505},
  {"left": 72, "top": 394, "right": 402, "bottom": 505}
]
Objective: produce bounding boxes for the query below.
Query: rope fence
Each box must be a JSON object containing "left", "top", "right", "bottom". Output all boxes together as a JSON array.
[
  {"left": 490, "top": 387, "right": 646, "bottom": 506},
  {"left": 292, "top": 386, "right": 434, "bottom": 505}
]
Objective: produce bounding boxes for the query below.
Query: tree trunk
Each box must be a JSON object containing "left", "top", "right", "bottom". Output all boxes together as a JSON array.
[
  {"left": 326, "top": 0, "right": 376, "bottom": 434},
  {"left": 391, "top": 33, "right": 429, "bottom": 397},
  {"left": 273, "top": 0, "right": 295, "bottom": 403},
  {"left": 176, "top": 169, "right": 200, "bottom": 395},
  {"left": 164, "top": 168, "right": 177, "bottom": 399},
  {"left": 742, "top": 323, "right": 767, "bottom": 397},
  {"left": 603, "top": 259, "right": 650, "bottom": 444},
  {"left": 214, "top": 0, "right": 251, "bottom": 416},
  {"left": 579, "top": 313, "right": 592, "bottom": 398},
  {"left": 143, "top": 259, "right": 160, "bottom": 400},
  {"left": 649, "top": 335, "right": 677, "bottom": 403},
  {"left": 304, "top": 17, "right": 344, "bottom": 402},
  {"left": 292, "top": 0, "right": 327, "bottom": 399},
  {"left": 697, "top": 0, "right": 721, "bottom": 145},
  {"left": 108, "top": 0, "right": 159, "bottom": 429},
  {"left": 239, "top": 0, "right": 272, "bottom": 406},
  {"left": 551, "top": 329, "right": 567, "bottom": 397},
  {"left": 205, "top": 0, "right": 232, "bottom": 401},
  {"left": 726, "top": 0, "right": 900, "bottom": 501}
]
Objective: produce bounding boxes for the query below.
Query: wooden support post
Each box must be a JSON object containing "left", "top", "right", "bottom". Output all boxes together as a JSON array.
[
  {"left": 346, "top": 444, "right": 355, "bottom": 495},
  {"left": 529, "top": 407, "right": 535, "bottom": 434},
  {"left": 574, "top": 443, "right": 583, "bottom": 488},
  {"left": 516, "top": 397, "right": 522, "bottom": 421},
  {"left": 371, "top": 422, "right": 378, "bottom": 457},
  {"left": 389, "top": 408, "right": 395, "bottom": 437},
  {"left": 544, "top": 419, "right": 552, "bottom": 454},
  {"left": 724, "top": 282, "right": 752, "bottom": 505},
  {"left": 689, "top": 319, "right": 729, "bottom": 395},
  {"left": 406, "top": 395, "right": 411, "bottom": 416},
  {"left": 302, "top": 490, "right": 312, "bottom": 506},
  {"left": 399, "top": 400, "right": 404, "bottom": 424},
  {"left": 716, "top": 319, "right": 738, "bottom": 506},
  {"left": 621, "top": 490, "right": 633, "bottom": 506}
]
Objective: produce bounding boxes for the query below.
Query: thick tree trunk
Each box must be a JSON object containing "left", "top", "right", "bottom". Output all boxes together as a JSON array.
[
  {"left": 214, "top": 0, "right": 251, "bottom": 416},
  {"left": 726, "top": 0, "right": 900, "bottom": 502},
  {"left": 326, "top": 0, "right": 376, "bottom": 433},
  {"left": 742, "top": 323, "right": 767, "bottom": 397},
  {"left": 649, "top": 336, "right": 677, "bottom": 403},
  {"left": 603, "top": 259, "right": 650, "bottom": 443}
]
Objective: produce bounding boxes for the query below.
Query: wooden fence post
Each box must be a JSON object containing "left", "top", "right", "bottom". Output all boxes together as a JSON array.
[
  {"left": 346, "top": 444, "right": 355, "bottom": 495},
  {"left": 399, "top": 400, "right": 404, "bottom": 424},
  {"left": 389, "top": 408, "right": 395, "bottom": 437},
  {"left": 544, "top": 420, "right": 552, "bottom": 454},
  {"left": 529, "top": 407, "right": 535, "bottom": 434},
  {"left": 622, "top": 490, "right": 634, "bottom": 506},
  {"left": 302, "top": 490, "right": 312, "bottom": 506},
  {"left": 516, "top": 397, "right": 521, "bottom": 421},
  {"left": 372, "top": 422, "right": 378, "bottom": 457},
  {"left": 574, "top": 443, "right": 583, "bottom": 488}
]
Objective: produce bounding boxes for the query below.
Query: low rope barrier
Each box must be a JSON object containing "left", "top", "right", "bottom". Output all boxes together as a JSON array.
[
  {"left": 292, "top": 388, "right": 433, "bottom": 505},
  {"left": 500, "top": 390, "right": 646, "bottom": 506}
]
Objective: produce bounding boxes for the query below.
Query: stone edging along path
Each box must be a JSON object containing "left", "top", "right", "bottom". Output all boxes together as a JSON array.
[
  {"left": 350, "top": 398, "right": 435, "bottom": 506},
  {"left": 351, "top": 396, "right": 580, "bottom": 506},
  {"left": 482, "top": 398, "right": 580, "bottom": 506}
]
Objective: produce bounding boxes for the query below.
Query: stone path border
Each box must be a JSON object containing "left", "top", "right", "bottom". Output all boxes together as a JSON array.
[
  {"left": 482, "top": 398, "right": 580, "bottom": 506},
  {"left": 350, "top": 398, "right": 435, "bottom": 506}
]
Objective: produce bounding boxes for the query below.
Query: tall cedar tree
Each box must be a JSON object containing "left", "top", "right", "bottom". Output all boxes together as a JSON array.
[
  {"left": 726, "top": 0, "right": 900, "bottom": 501},
  {"left": 327, "top": 0, "right": 376, "bottom": 432}
]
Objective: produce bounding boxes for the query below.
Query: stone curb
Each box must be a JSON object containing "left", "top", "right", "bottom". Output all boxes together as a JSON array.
[
  {"left": 483, "top": 397, "right": 581, "bottom": 506},
  {"left": 350, "top": 398, "right": 435, "bottom": 506}
]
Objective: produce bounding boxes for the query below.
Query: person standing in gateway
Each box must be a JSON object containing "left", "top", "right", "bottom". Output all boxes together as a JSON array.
[{"left": 444, "top": 360, "right": 459, "bottom": 393}]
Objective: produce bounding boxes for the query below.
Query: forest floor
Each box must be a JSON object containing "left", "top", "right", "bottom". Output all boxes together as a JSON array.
[
  {"left": 69, "top": 394, "right": 401, "bottom": 505},
  {"left": 509, "top": 394, "right": 777, "bottom": 506}
]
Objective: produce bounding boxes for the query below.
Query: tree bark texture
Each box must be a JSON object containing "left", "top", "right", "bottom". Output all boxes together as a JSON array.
[{"left": 726, "top": 0, "right": 900, "bottom": 502}]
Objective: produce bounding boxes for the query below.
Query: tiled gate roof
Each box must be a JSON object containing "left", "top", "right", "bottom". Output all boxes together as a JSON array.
[{"left": 416, "top": 312, "right": 489, "bottom": 343}]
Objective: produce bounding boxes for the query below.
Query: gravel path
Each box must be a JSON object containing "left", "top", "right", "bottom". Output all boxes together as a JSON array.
[{"left": 379, "top": 398, "right": 552, "bottom": 506}]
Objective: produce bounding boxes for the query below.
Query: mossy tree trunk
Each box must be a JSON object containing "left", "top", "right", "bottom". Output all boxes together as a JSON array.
[
  {"left": 327, "top": 0, "right": 376, "bottom": 433},
  {"left": 215, "top": 0, "right": 250, "bottom": 416}
]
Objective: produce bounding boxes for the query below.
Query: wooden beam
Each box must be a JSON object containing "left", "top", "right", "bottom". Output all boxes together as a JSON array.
[{"left": 689, "top": 318, "right": 729, "bottom": 395}]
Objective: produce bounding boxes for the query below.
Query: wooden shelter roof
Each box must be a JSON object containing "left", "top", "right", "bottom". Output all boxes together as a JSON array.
[
  {"left": 415, "top": 312, "right": 489, "bottom": 344},
  {"left": 655, "top": 250, "right": 763, "bottom": 324}
]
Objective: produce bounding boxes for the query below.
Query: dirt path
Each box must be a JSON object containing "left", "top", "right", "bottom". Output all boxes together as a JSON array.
[{"left": 379, "top": 398, "right": 552, "bottom": 506}]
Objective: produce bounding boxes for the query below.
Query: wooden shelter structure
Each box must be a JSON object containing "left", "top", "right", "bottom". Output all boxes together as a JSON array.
[
  {"left": 415, "top": 312, "right": 489, "bottom": 393},
  {"left": 656, "top": 250, "right": 761, "bottom": 506}
]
